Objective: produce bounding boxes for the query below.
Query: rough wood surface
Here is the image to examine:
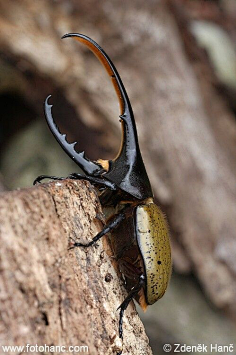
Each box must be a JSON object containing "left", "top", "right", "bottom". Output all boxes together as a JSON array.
[
  {"left": 0, "top": 180, "right": 152, "bottom": 355},
  {"left": 0, "top": 0, "right": 236, "bottom": 317}
]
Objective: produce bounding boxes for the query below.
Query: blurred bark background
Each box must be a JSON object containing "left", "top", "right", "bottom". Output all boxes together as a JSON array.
[{"left": 0, "top": 0, "right": 236, "bottom": 354}]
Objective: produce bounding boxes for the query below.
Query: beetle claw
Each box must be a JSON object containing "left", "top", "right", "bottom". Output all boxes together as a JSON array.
[{"left": 33, "top": 175, "right": 66, "bottom": 185}]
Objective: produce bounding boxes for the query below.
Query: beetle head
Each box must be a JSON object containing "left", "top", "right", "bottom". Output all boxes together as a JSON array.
[{"left": 45, "top": 33, "right": 153, "bottom": 200}]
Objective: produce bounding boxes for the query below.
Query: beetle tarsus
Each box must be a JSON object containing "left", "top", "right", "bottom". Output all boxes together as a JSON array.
[
  {"left": 117, "top": 274, "right": 146, "bottom": 339},
  {"left": 34, "top": 173, "right": 118, "bottom": 191},
  {"left": 70, "top": 211, "right": 126, "bottom": 249},
  {"left": 33, "top": 175, "right": 65, "bottom": 185}
]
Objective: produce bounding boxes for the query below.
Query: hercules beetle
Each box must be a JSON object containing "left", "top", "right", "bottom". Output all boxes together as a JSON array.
[{"left": 34, "top": 33, "right": 172, "bottom": 354}]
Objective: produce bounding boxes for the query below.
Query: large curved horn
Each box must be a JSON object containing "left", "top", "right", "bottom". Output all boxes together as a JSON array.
[{"left": 63, "top": 34, "right": 152, "bottom": 199}]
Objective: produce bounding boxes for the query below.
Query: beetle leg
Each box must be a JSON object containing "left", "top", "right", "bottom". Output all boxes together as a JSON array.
[
  {"left": 117, "top": 274, "right": 145, "bottom": 342},
  {"left": 70, "top": 211, "right": 126, "bottom": 248},
  {"left": 33, "top": 173, "right": 117, "bottom": 191},
  {"left": 33, "top": 175, "right": 65, "bottom": 185},
  {"left": 68, "top": 173, "right": 117, "bottom": 190}
]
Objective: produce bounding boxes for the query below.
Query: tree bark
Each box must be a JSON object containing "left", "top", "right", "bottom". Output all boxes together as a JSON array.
[{"left": 0, "top": 180, "right": 152, "bottom": 355}]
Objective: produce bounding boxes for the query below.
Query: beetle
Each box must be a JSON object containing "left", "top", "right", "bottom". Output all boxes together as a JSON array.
[{"left": 34, "top": 33, "right": 172, "bottom": 354}]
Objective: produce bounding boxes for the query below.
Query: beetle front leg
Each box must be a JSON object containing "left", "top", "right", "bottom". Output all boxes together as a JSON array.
[
  {"left": 33, "top": 173, "right": 117, "bottom": 191},
  {"left": 68, "top": 173, "right": 117, "bottom": 190},
  {"left": 33, "top": 175, "right": 65, "bottom": 185},
  {"left": 117, "top": 274, "right": 146, "bottom": 355},
  {"left": 70, "top": 211, "right": 126, "bottom": 248}
]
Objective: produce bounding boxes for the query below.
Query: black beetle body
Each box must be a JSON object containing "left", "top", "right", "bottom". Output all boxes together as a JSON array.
[{"left": 34, "top": 33, "right": 172, "bottom": 355}]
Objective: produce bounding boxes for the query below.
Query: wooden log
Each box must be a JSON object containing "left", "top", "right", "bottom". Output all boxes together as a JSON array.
[{"left": 0, "top": 180, "right": 152, "bottom": 355}]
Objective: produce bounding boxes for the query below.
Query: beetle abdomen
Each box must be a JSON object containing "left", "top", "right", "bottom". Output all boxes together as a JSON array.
[{"left": 135, "top": 202, "right": 172, "bottom": 305}]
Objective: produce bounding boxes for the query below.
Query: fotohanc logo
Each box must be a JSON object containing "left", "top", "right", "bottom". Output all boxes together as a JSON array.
[{"left": 1, "top": 344, "right": 89, "bottom": 353}]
